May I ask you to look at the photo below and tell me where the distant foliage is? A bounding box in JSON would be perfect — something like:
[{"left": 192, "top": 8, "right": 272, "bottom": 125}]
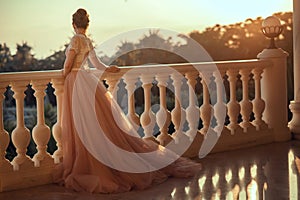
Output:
[
  {"left": 189, "top": 12, "right": 292, "bottom": 61},
  {"left": 103, "top": 12, "right": 292, "bottom": 66},
  {"left": 0, "top": 12, "right": 292, "bottom": 71},
  {"left": 0, "top": 43, "right": 67, "bottom": 72}
]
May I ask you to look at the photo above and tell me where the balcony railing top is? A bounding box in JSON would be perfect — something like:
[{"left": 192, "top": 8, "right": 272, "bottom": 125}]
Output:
[{"left": 0, "top": 59, "right": 272, "bottom": 83}]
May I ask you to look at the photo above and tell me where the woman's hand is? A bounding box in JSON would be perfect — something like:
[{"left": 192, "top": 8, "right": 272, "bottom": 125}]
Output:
[{"left": 106, "top": 65, "right": 120, "bottom": 73}]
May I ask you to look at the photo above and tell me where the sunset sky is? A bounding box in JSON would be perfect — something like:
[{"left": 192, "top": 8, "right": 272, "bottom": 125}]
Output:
[{"left": 0, "top": 0, "right": 293, "bottom": 58}]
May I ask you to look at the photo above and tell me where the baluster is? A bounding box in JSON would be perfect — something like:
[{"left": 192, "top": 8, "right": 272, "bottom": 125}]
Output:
[
  {"left": 185, "top": 72, "right": 200, "bottom": 141},
  {"left": 31, "top": 80, "right": 51, "bottom": 167},
  {"left": 156, "top": 73, "right": 173, "bottom": 146},
  {"left": 52, "top": 78, "right": 64, "bottom": 163},
  {"left": 105, "top": 78, "right": 118, "bottom": 97},
  {"left": 0, "top": 83, "right": 11, "bottom": 168},
  {"left": 170, "top": 73, "right": 187, "bottom": 143},
  {"left": 200, "top": 72, "right": 213, "bottom": 134},
  {"left": 227, "top": 69, "right": 241, "bottom": 134},
  {"left": 239, "top": 69, "right": 255, "bottom": 132},
  {"left": 213, "top": 70, "right": 227, "bottom": 134},
  {"left": 140, "top": 74, "right": 157, "bottom": 142},
  {"left": 252, "top": 68, "right": 267, "bottom": 130},
  {"left": 10, "top": 82, "right": 32, "bottom": 170},
  {"left": 123, "top": 74, "right": 140, "bottom": 130}
]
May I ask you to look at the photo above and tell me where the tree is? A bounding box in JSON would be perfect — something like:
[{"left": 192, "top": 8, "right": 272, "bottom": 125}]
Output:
[
  {"left": 0, "top": 43, "right": 13, "bottom": 69},
  {"left": 13, "top": 42, "right": 38, "bottom": 71},
  {"left": 37, "top": 45, "right": 67, "bottom": 70}
]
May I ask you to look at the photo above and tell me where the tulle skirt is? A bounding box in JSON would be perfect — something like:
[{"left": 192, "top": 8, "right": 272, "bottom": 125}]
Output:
[{"left": 53, "top": 69, "right": 201, "bottom": 193}]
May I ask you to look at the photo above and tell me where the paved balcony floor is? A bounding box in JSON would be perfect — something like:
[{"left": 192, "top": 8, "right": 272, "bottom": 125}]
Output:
[{"left": 1, "top": 140, "right": 300, "bottom": 200}]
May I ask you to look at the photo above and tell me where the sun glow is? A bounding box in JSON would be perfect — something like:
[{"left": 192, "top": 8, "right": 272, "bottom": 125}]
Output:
[{"left": 0, "top": 0, "right": 292, "bottom": 58}]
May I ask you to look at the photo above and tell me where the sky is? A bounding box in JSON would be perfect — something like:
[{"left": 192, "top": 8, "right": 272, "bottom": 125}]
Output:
[{"left": 0, "top": 0, "right": 293, "bottom": 58}]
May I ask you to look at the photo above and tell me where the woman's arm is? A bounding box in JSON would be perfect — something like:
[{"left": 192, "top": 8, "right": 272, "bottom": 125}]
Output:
[
  {"left": 63, "top": 49, "right": 76, "bottom": 77},
  {"left": 88, "top": 49, "right": 107, "bottom": 70},
  {"left": 89, "top": 49, "right": 120, "bottom": 73}
]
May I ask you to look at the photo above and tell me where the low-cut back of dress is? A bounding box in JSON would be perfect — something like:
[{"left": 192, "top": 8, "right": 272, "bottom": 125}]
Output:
[{"left": 53, "top": 34, "right": 201, "bottom": 193}]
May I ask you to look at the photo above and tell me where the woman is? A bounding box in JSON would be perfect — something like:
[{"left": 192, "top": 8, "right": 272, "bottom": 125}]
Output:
[{"left": 54, "top": 8, "right": 201, "bottom": 193}]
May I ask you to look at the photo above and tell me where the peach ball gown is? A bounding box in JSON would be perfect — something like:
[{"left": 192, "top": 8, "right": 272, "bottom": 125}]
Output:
[{"left": 53, "top": 33, "right": 202, "bottom": 193}]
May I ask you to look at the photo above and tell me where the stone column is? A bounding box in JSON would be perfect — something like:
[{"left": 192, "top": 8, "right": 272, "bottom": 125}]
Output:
[
  {"left": 52, "top": 78, "right": 64, "bottom": 163},
  {"left": 227, "top": 69, "right": 241, "bottom": 134},
  {"left": 289, "top": 0, "right": 300, "bottom": 139},
  {"left": 258, "top": 48, "right": 291, "bottom": 141},
  {"left": 185, "top": 72, "right": 199, "bottom": 141},
  {"left": 123, "top": 74, "right": 140, "bottom": 130},
  {"left": 140, "top": 74, "right": 157, "bottom": 142},
  {"left": 240, "top": 68, "right": 255, "bottom": 132},
  {"left": 156, "top": 73, "right": 172, "bottom": 145},
  {"left": 10, "top": 82, "right": 32, "bottom": 170},
  {"left": 0, "top": 83, "right": 10, "bottom": 167},
  {"left": 32, "top": 80, "right": 51, "bottom": 167}
]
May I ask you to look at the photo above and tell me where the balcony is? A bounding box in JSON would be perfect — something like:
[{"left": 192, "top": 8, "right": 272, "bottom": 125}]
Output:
[
  {"left": 2, "top": 4, "right": 300, "bottom": 196},
  {"left": 0, "top": 42, "right": 295, "bottom": 193}
]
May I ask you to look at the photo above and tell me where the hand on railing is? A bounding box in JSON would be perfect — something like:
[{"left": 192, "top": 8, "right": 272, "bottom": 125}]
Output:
[{"left": 106, "top": 65, "right": 120, "bottom": 73}]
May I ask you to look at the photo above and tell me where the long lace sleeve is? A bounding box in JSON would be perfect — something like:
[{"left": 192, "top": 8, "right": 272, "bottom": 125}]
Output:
[{"left": 88, "top": 49, "right": 107, "bottom": 71}]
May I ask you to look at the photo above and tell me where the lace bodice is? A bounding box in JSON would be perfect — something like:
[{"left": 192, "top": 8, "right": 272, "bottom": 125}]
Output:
[{"left": 66, "top": 34, "right": 93, "bottom": 70}]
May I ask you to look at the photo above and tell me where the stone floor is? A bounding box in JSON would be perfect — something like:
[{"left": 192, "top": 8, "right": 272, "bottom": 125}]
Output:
[{"left": 1, "top": 140, "right": 300, "bottom": 200}]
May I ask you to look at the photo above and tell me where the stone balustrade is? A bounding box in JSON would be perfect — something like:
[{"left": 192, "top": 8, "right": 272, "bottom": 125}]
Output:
[{"left": 0, "top": 48, "right": 291, "bottom": 191}]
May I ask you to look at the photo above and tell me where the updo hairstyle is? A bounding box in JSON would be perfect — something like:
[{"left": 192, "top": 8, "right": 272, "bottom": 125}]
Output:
[{"left": 72, "top": 8, "right": 89, "bottom": 29}]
